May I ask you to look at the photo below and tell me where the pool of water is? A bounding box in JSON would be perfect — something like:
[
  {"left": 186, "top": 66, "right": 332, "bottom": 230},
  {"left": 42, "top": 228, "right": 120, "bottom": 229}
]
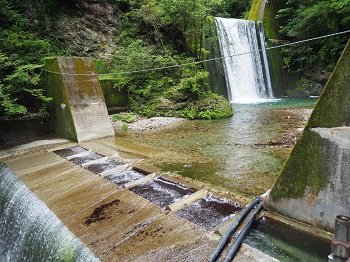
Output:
[
  {"left": 115, "top": 98, "right": 317, "bottom": 197},
  {"left": 244, "top": 218, "right": 330, "bottom": 261}
]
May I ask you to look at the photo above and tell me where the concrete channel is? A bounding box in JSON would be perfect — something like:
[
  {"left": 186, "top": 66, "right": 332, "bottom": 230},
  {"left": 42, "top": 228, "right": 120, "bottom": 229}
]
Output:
[{"left": 0, "top": 139, "right": 279, "bottom": 261}]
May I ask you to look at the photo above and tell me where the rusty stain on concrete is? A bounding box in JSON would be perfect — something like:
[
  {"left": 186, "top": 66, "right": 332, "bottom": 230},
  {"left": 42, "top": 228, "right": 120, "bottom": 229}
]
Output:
[{"left": 2, "top": 142, "right": 278, "bottom": 261}]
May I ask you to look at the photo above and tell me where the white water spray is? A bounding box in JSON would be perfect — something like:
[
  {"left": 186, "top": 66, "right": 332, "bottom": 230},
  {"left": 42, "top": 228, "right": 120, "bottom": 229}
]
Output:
[
  {"left": 0, "top": 164, "right": 99, "bottom": 262},
  {"left": 215, "top": 17, "right": 273, "bottom": 103}
]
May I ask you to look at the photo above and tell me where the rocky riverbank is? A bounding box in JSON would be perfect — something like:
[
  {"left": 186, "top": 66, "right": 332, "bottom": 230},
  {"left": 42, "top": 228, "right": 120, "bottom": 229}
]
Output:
[{"left": 111, "top": 114, "right": 187, "bottom": 132}]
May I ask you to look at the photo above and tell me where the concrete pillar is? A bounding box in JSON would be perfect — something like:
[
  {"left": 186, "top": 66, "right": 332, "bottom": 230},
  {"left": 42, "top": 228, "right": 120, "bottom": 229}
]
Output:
[
  {"left": 265, "top": 40, "right": 350, "bottom": 231},
  {"left": 46, "top": 57, "right": 114, "bottom": 143}
]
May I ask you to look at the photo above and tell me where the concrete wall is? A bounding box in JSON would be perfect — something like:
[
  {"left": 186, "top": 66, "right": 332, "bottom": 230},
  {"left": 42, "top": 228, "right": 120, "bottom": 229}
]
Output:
[
  {"left": 99, "top": 79, "right": 128, "bottom": 109},
  {"left": 46, "top": 57, "right": 114, "bottom": 143},
  {"left": 247, "top": 0, "right": 302, "bottom": 96},
  {"left": 265, "top": 40, "right": 350, "bottom": 231},
  {"left": 0, "top": 117, "right": 50, "bottom": 147}
]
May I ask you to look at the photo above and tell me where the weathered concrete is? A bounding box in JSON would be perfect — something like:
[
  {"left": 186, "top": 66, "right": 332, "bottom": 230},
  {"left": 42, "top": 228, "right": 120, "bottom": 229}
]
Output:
[
  {"left": 99, "top": 79, "right": 128, "bottom": 109},
  {"left": 167, "top": 189, "right": 208, "bottom": 212},
  {"left": 266, "top": 40, "right": 350, "bottom": 231},
  {"left": 1, "top": 141, "right": 278, "bottom": 261},
  {"left": 46, "top": 57, "right": 114, "bottom": 142},
  {"left": 266, "top": 128, "right": 350, "bottom": 231},
  {"left": 0, "top": 117, "right": 50, "bottom": 147}
]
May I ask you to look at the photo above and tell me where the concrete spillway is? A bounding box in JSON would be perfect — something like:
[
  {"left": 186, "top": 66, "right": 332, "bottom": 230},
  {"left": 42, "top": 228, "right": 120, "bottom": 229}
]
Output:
[{"left": 0, "top": 141, "right": 277, "bottom": 261}]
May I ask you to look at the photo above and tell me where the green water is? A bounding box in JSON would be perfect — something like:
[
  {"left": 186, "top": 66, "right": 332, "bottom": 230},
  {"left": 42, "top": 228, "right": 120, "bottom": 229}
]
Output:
[
  {"left": 245, "top": 218, "right": 330, "bottom": 262},
  {"left": 116, "top": 98, "right": 317, "bottom": 197}
]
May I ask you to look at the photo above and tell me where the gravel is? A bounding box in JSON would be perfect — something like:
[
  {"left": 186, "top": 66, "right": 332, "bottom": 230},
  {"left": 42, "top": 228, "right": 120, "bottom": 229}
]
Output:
[{"left": 112, "top": 117, "right": 186, "bottom": 132}]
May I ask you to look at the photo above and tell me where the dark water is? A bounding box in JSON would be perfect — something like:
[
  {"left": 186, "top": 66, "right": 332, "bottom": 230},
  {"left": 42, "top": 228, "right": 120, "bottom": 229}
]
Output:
[
  {"left": 244, "top": 218, "right": 330, "bottom": 262},
  {"left": 116, "top": 98, "right": 317, "bottom": 197},
  {"left": 54, "top": 146, "right": 88, "bottom": 158},
  {"left": 86, "top": 159, "right": 124, "bottom": 174},
  {"left": 175, "top": 194, "right": 242, "bottom": 230}
]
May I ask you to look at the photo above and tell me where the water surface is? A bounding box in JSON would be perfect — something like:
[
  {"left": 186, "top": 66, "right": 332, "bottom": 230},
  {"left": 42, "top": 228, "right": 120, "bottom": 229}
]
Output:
[
  {"left": 245, "top": 218, "right": 330, "bottom": 261},
  {"left": 116, "top": 98, "right": 316, "bottom": 197}
]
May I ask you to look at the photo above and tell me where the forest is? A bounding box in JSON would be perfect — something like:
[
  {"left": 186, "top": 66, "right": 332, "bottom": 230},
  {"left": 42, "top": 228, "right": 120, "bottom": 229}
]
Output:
[{"left": 0, "top": 0, "right": 349, "bottom": 118}]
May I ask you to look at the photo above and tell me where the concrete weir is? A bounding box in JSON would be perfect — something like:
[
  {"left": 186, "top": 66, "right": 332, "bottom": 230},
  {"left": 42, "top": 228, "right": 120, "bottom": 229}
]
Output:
[
  {"left": 45, "top": 57, "right": 114, "bottom": 142},
  {"left": 0, "top": 141, "right": 277, "bottom": 261},
  {"left": 266, "top": 40, "right": 350, "bottom": 231}
]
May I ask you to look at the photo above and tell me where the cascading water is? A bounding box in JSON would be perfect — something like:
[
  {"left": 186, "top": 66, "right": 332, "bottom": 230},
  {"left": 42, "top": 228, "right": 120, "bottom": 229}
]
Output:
[
  {"left": 215, "top": 17, "right": 274, "bottom": 103},
  {"left": 0, "top": 163, "right": 99, "bottom": 262}
]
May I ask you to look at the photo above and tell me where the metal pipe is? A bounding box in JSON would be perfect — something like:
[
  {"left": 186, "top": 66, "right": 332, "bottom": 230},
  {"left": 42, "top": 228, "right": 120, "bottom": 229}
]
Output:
[
  {"left": 223, "top": 201, "right": 264, "bottom": 262},
  {"left": 332, "top": 215, "right": 350, "bottom": 262},
  {"left": 209, "top": 196, "right": 262, "bottom": 262}
]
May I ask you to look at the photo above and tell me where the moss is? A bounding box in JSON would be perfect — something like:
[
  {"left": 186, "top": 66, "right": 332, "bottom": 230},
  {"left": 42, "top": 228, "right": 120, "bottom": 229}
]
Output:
[
  {"left": 98, "top": 74, "right": 115, "bottom": 81},
  {"left": 45, "top": 57, "right": 77, "bottom": 141},
  {"left": 69, "top": 57, "right": 103, "bottom": 99},
  {"left": 270, "top": 130, "right": 326, "bottom": 200},
  {"left": 99, "top": 79, "right": 128, "bottom": 108},
  {"left": 267, "top": 43, "right": 285, "bottom": 95},
  {"left": 248, "top": 0, "right": 263, "bottom": 20},
  {"left": 262, "top": 2, "right": 280, "bottom": 39},
  {"left": 307, "top": 40, "right": 350, "bottom": 128},
  {"left": 270, "top": 40, "right": 350, "bottom": 201},
  {"left": 259, "top": 0, "right": 287, "bottom": 95},
  {"left": 202, "top": 16, "right": 228, "bottom": 99}
]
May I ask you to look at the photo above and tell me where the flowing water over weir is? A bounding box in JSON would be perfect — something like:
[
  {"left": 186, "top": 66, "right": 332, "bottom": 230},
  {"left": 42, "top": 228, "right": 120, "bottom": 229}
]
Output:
[
  {"left": 0, "top": 163, "right": 99, "bottom": 262},
  {"left": 129, "top": 177, "right": 197, "bottom": 208},
  {"left": 2, "top": 143, "right": 280, "bottom": 261},
  {"left": 53, "top": 146, "right": 242, "bottom": 227},
  {"left": 176, "top": 195, "right": 242, "bottom": 230},
  {"left": 215, "top": 17, "right": 273, "bottom": 103}
]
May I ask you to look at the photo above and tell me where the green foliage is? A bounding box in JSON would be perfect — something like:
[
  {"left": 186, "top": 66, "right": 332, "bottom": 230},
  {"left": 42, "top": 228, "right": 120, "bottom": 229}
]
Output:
[
  {"left": 179, "top": 93, "right": 233, "bottom": 119},
  {"left": 177, "top": 71, "right": 209, "bottom": 97},
  {"left": 107, "top": 0, "right": 242, "bottom": 120},
  {"left": 111, "top": 112, "right": 137, "bottom": 123},
  {"left": 277, "top": 0, "right": 350, "bottom": 72},
  {"left": 0, "top": 0, "right": 56, "bottom": 117},
  {"left": 107, "top": 38, "right": 214, "bottom": 118},
  {"left": 0, "top": 0, "right": 247, "bottom": 119},
  {"left": 121, "top": 123, "right": 129, "bottom": 131}
]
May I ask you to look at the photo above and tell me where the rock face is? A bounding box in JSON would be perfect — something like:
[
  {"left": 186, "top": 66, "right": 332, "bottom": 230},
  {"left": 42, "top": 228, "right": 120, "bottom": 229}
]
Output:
[
  {"left": 265, "top": 40, "right": 350, "bottom": 231},
  {"left": 202, "top": 17, "right": 228, "bottom": 99},
  {"left": 56, "top": 1, "right": 119, "bottom": 58},
  {"left": 46, "top": 57, "right": 114, "bottom": 142},
  {"left": 23, "top": 0, "right": 119, "bottom": 58}
]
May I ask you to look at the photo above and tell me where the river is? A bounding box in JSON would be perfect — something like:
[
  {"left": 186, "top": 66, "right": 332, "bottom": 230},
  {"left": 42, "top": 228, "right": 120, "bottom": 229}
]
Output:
[{"left": 115, "top": 98, "right": 317, "bottom": 198}]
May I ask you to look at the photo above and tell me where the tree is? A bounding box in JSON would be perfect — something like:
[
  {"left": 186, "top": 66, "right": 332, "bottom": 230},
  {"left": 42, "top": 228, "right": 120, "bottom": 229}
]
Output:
[
  {"left": 277, "top": 0, "right": 350, "bottom": 72},
  {"left": 0, "top": 0, "right": 55, "bottom": 117}
]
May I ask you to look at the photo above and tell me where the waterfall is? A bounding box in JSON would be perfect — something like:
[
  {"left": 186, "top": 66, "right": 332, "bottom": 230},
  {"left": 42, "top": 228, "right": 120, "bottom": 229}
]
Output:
[
  {"left": 215, "top": 17, "right": 273, "bottom": 103},
  {"left": 0, "top": 163, "right": 99, "bottom": 262}
]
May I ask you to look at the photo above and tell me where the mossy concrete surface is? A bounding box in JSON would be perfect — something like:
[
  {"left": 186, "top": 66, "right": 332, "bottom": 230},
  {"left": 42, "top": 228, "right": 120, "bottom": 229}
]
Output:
[
  {"left": 266, "top": 40, "right": 350, "bottom": 231},
  {"left": 247, "top": 0, "right": 265, "bottom": 21},
  {"left": 248, "top": 0, "right": 289, "bottom": 95},
  {"left": 46, "top": 57, "right": 114, "bottom": 142},
  {"left": 99, "top": 79, "right": 128, "bottom": 108},
  {"left": 202, "top": 16, "right": 228, "bottom": 99}
]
